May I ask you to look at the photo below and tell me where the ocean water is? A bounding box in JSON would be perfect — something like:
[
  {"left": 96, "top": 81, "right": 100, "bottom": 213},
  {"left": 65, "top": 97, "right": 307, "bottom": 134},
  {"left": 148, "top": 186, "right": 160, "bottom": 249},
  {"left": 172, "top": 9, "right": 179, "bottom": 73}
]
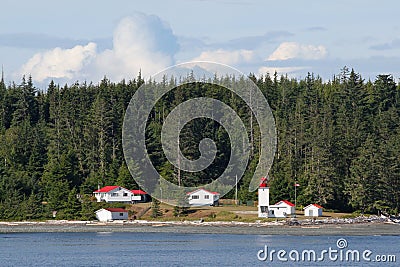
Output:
[{"left": 0, "top": 232, "right": 399, "bottom": 266}]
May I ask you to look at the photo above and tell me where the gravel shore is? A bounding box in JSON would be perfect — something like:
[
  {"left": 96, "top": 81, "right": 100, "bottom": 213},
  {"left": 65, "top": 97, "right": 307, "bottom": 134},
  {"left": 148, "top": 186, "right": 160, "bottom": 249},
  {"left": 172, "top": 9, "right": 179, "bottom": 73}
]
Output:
[{"left": 1, "top": 220, "right": 399, "bottom": 235}]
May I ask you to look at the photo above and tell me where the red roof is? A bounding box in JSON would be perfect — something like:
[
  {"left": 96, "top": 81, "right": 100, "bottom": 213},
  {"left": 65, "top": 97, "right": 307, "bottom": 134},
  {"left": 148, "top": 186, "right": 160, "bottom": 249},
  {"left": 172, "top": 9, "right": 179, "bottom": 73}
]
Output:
[
  {"left": 94, "top": 186, "right": 119, "bottom": 193},
  {"left": 105, "top": 208, "right": 127, "bottom": 213},
  {"left": 131, "top": 189, "right": 147, "bottom": 195},
  {"left": 186, "top": 188, "right": 220, "bottom": 195},
  {"left": 275, "top": 200, "right": 295, "bottom": 207},
  {"left": 305, "top": 204, "right": 323, "bottom": 209}
]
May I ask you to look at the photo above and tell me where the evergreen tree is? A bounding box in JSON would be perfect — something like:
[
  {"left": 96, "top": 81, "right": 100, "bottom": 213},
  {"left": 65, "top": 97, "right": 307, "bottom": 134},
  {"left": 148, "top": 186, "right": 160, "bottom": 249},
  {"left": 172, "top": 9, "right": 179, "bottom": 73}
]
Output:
[{"left": 151, "top": 198, "right": 162, "bottom": 218}]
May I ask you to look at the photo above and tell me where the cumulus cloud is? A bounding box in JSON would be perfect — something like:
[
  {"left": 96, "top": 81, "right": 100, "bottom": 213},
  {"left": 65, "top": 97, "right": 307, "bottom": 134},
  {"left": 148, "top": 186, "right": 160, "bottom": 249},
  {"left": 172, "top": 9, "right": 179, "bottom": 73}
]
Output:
[
  {"left": 18, "top": 13, "right": 179, "bottom": 83},
  {"left": 267, "top": 42, "right": 327, "bottom": 61},
  {"left": 258, "top": 66, "right": 308, "bottom": 76},
  {"left": 19, "top": 43, "right": 96, "bottom": 82},
  {"left": 94, "top": 15, "right": 178, "bottom": 80},
  {"left": 191, "top": 49, "right": 254, "bottom": 66}
]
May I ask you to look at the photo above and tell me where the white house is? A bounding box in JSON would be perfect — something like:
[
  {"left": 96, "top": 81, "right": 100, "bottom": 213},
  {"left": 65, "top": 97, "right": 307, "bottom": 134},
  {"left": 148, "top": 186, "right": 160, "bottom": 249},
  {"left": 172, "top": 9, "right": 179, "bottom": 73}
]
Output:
[
  {"left": 187, "top": 188, "right": 220, "bottom": 206},
  {"left": 93, "top": 186, "right": 142, "bottom": 203},
  {"left": 95, "top": 208, "right": 129, "bottom": 222},
  {"left": 304, "top": 204, "right": 323, "bottom": 217},
  {"left": 268, "top": 200, "right": 296, "bottom": 218},
  {"left": 258, "top": 177, "right": 270, "bottom": 218}
]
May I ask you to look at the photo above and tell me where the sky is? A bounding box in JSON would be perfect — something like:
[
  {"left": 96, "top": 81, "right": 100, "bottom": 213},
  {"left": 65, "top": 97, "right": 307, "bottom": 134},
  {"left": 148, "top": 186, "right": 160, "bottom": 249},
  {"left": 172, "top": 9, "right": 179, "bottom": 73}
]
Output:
[{"left": 1, "top": 0, "right": 400, "bottom": 88}]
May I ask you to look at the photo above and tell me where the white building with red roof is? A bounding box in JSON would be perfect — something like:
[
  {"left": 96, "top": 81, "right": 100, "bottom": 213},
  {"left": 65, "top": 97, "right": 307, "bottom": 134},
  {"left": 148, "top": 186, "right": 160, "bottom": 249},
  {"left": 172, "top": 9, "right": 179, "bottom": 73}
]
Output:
[
  {"left": 93, "top": 186, "right": 149, "bottom": 203},
  {"left": 187, "top": 188, "right": 220, "bottom": 206},
  {"left": 268, "top": 200, "right": 296, "bottom": 218},
  {"left": 95, "top": 208, "right": 128, "bottom": 222},
  {"left": 304, "top": 204, "right": 323, "bottom": 217}
]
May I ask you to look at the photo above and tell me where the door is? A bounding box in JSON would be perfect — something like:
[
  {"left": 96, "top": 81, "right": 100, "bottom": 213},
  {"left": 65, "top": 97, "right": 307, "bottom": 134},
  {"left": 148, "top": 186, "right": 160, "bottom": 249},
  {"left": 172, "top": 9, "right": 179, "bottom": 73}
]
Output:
[{"left": 309, "top": 209, "right": 313, "bottom": 216}]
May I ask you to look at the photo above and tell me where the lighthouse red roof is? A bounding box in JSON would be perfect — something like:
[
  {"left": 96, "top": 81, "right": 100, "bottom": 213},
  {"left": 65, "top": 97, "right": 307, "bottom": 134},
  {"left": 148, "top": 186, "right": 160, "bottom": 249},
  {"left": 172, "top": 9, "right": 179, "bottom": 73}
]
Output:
[{"left": 259, "top": 177, "right": 269, "bottom": 188}]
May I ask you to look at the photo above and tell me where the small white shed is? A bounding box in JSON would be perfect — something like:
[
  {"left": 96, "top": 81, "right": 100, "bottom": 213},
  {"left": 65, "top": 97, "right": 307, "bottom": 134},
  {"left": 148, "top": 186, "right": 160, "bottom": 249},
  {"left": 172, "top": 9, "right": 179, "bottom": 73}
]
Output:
[
  {"left": 95, "top": 208, "right": 128, "bottom": 222},
  {"left": 304, "top": 204, "right": 323, "bottom": 217},
  {"left": 187, "top": 188, "right": 220, "bottom": 206}
]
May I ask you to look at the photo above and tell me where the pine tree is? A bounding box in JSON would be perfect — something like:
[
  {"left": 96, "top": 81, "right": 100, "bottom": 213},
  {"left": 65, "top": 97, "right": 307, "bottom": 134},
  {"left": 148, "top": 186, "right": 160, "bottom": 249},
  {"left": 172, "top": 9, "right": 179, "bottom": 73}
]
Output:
[
  {"left": 151, "top": 198, "right": 162, "bottom": 218},
  {"left": 63, "top": 188, "right": 81, "bottom": 219}
]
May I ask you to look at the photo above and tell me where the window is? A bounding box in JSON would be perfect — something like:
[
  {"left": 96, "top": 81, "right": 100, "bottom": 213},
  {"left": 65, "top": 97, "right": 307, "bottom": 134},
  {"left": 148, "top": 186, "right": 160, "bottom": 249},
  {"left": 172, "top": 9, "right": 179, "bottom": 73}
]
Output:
[
  {"left": 192, "top": 195, "right": 199, "bottom": 199},
  {"left": 270, "top": 210, "right": 274, "bottom": 215},
  {"left": 260, "top": 206, "right": 268, "bottom": 212},
  {"left": 119, "top": 213, "right": 124, "bottom": 216},
  {"left": 111, "top": 193, "right": 118, "bottom": 197},
  {"left": 123, "top": 193, "right": 128, "bottom": 197},
  {"left": 204, "top": 195, "right": 210, "bottom": 199}
]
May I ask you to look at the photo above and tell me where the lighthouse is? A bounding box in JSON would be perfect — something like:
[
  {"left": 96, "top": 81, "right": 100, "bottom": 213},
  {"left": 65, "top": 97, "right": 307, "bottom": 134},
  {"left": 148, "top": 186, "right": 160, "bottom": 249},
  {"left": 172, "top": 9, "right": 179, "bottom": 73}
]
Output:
[{"left": 258, "top": 177, "right": 270, "bottom": 217}]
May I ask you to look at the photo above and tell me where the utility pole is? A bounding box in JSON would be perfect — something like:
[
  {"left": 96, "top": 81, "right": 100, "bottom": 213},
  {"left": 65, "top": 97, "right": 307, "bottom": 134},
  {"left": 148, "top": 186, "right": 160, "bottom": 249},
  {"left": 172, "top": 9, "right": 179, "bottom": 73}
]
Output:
[
  {"left": 294, "top": 182, "right": 297, "bottom": 212},
  {"left": 159, "top": 177, "right": 163, "bottom": 202},
  {"left": 177, "top": 137, "right": 181, "bottom": 187},
  {"left": 294, "top": 181, "right": 300, "bottom": 217},
  {"left": 235, "top": 175, "right": 238, "bottom": 205}
]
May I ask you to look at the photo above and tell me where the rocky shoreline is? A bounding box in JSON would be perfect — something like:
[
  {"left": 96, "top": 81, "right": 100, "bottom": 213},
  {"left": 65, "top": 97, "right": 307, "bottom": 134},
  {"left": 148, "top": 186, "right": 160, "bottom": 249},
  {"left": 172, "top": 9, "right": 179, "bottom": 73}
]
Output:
[{"left": 0, "top": 215, "right": 399, "bottom": 235}]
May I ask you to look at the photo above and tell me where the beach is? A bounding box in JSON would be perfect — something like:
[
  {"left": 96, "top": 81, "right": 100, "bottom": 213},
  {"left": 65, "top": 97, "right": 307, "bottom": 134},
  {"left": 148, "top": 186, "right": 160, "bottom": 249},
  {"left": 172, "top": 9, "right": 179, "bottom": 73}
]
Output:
[{"left": 1, "top": 219, "right": 399, "bottom": 236}]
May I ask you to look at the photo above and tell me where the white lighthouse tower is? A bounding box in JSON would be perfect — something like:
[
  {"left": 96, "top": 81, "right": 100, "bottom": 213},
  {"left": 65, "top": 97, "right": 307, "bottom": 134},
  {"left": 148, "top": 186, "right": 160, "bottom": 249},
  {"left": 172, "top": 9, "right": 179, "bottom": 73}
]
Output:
[{"left": 258, "top": 177, "right": 270, "bottom": 217}]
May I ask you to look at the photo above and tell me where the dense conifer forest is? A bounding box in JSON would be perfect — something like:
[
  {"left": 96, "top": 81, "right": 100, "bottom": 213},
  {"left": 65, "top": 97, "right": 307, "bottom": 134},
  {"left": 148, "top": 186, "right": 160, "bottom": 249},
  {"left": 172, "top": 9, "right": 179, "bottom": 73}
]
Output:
[{"left": 0, "top": 67, "right": 399, "bottom": 220}]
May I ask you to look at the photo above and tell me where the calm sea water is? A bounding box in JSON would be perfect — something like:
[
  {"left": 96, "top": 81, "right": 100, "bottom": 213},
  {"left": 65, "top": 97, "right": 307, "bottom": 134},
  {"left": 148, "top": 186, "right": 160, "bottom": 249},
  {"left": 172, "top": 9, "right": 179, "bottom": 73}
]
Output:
[{"left": 0, "top": 232, "right": 399, "bottom": 266}]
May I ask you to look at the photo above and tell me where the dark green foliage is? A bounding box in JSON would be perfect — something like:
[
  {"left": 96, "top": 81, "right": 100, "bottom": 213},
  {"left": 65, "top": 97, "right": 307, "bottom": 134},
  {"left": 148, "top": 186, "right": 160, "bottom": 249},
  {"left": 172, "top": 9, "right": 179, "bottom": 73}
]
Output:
[
  {"left": 151, "top": 198, "right": 162, "bottom": 218},
  {"left": 173, "top": 189, "right": 190, "bottom": 217},
  {"left": 0, "top": 68, "right": 399, "bottom": 221}
]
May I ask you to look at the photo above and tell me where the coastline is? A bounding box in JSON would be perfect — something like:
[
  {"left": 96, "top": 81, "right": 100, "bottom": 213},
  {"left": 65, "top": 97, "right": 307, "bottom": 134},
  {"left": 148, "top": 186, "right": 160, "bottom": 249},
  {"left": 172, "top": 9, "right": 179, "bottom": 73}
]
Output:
[{"left": 1, "top": 220, "right": 399, "bottom": 236}]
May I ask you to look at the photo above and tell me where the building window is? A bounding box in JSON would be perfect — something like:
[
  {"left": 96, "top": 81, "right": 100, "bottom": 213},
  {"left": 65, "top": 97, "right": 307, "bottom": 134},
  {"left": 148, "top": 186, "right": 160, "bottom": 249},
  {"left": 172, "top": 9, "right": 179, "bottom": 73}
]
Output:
[
  {"left": 260, "top": 206, "right": 268, "bottom": 212},
  {"left": 204, "top": 195, "right": 210, "bottom": 199},
  {"left": 111, "top": 193, "right": 118, "bottom": 197},
  {"left": 192, "top": 195, "right": 199, "bottom": 199},
  {"left": 123, "top": 193, "right": 128, "bottom": 197},
  {"left": 119, "top": 213, "right": 124, "bottom": 216},
  {"left": 270, "top": 210, "right": 274, "bottom": 215}
]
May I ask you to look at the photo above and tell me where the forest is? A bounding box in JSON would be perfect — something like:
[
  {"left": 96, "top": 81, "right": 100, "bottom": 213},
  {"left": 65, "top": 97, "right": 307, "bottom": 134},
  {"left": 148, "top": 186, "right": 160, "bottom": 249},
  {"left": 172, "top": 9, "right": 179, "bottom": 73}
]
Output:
[{"left": 0, "top": 66, "right": 399, "bottom": 220}]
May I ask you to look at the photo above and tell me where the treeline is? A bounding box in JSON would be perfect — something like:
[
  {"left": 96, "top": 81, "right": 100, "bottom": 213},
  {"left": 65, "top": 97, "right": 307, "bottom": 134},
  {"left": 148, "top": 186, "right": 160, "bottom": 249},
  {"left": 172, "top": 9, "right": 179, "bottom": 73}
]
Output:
[{"left": 0, "top": 67, "right": 399, "bottom": 220}]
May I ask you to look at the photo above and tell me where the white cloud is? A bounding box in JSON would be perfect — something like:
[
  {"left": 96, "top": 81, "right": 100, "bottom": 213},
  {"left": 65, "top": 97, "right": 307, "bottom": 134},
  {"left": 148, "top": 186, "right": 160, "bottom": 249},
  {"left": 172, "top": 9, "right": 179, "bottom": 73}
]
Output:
[
  {"left": 258, "top": 66, "right": 308, "bottom": 76},
  {"left": 19, "top": 43, "right": 96, "bottom": 82},
  {"left": 190, "top": 49, "right": 254, "bottom": 67},
  {"left": 267, "top": 42, "right": 327, "bottom": 61},
  {"left": 93, "top": 15, "right": 178, "bottom": 81},
  {"left": 18, "top": 13, "right": 179, "bottom": 83}
]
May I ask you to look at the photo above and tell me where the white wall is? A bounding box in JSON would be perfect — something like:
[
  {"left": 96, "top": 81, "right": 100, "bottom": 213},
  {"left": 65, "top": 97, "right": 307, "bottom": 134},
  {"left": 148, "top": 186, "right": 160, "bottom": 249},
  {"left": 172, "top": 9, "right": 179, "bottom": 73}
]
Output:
[
  {"left": 258, "top": 187, "right": 270, "bottom": 218},
  {"left": 268, "top": 206, "right": 290, "bottom": 218},
  {"left": 95, "top": 209, "right": 128, "bottom": 222},
  {"left": 268, "top": 203, "right": 295, "bottom": 218},
  {"left": 95, "top": 209, "right": 112, "bottom": 222},
  {"left": 94, "top": 187, "right": 139, "bottom": 203},
  {"left": 188, "top": 189, "right": 219, "bottom": 206},
  {"left": 304, "top": 207, "right": 322, "bottom": 217}
]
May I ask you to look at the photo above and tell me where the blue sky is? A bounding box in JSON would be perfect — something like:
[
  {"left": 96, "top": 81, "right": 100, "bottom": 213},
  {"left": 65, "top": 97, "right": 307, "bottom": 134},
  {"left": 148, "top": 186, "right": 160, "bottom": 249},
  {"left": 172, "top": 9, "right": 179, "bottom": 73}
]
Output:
[{"left": 1, "top": 0, "right": 400, "bottom": 87}]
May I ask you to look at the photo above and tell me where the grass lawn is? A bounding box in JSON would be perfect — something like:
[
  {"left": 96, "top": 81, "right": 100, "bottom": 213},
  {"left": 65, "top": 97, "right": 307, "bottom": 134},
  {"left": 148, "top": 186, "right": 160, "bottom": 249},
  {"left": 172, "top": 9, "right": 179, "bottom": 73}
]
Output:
[{"left": 127, "top": 201, "right": 354, "bottom": 222}]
